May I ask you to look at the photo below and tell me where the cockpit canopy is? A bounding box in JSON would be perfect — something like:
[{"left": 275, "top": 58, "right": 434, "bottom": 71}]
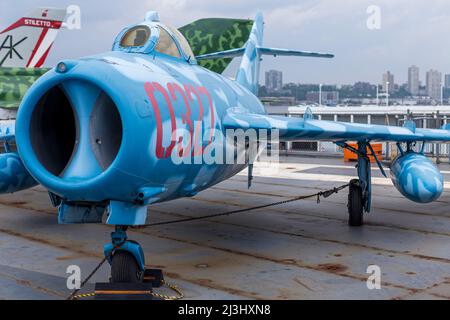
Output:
[{"left": 112, "top": 11, "right": 196, "bottom": 63}]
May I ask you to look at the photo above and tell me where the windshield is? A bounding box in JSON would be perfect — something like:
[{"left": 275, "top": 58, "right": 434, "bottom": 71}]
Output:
[{"left": 120, "top": 26, "right": 151, "bottom": 47}]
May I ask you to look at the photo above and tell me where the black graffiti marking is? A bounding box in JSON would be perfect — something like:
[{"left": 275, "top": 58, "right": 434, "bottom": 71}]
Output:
[{"left": 0, "top": 35, "right": 28, "bottom": 66}]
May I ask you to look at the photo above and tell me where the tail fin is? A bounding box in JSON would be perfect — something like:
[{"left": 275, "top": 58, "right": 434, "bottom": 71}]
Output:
[
  {"left": 235, "top": 12, "right": 264, "bottom": 95},
  {"left": 179, "top": 18, "right": 254, "bottom": 74},
  {"left": 0, "top": 7, "right": 67, "bottom": 68},
  {"left": 195, "top": 13, "right": 334, "bottom": 95}
]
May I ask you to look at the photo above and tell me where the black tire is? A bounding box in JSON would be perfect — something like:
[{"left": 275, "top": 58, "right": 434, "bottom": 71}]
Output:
[
  {"left": 111, "top": 250, "right": 142, "bottom": 283},
  {"left": 348, "top": 179, "right": 364, "bottom": 227}
]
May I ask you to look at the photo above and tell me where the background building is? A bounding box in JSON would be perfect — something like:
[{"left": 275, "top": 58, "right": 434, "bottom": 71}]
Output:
[
  {"left": 265, "top": 70, "right": 283, "bottom": 92},
  {"left": 445, "top": 74, "right": 450, "bottom": 89},
  {"left": 408, "top": 65, "right": 420, "bottom": 95},
  {"left": 426, "top": 69, "right": 442, "bottom": 100},
  {"left": 306, "top": 91, "right": 339, "bottom": 105},
  {"left": 382, "top": 71, "right": 395, "bottom": 93}
]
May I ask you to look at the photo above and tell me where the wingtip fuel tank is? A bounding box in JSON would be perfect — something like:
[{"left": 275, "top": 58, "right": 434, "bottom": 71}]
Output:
[{"left": 390, "top": 152, "right": 443, "bottom": 203}]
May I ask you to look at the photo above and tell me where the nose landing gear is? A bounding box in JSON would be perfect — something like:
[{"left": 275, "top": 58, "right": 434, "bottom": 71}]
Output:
[{"left": 104, "top": 226, "right": 146, "bottom": 283}]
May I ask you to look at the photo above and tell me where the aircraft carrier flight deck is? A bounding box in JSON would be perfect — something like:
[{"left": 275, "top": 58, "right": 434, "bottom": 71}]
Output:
[{"left": 0, "top": 156, "right": 449, "bottom": 300}]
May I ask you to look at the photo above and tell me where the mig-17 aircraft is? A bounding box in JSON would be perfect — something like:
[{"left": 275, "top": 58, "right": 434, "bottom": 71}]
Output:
[{"left": 0, "top": 11, "right": 446, "bottom": 283}]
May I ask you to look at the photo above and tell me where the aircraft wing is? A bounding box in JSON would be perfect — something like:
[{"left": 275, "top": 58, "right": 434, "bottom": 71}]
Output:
[{"left": 222, "top": 111, "right": 450, "bottom": 142}]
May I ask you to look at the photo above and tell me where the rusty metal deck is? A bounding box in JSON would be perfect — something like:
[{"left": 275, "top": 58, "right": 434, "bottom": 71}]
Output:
[{"left": 0, "top": 156, "right": 449, "bottom": 300}]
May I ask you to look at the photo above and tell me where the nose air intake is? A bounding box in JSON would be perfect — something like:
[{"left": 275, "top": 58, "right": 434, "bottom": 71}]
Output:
[
  {"left": 90, "top": 91, "right": 123, "bottom": 171},
  {"left": 30, "top": 86, "right": 76, "bottom": 177},
  {"left": 29, "top": 80, "right": 123, "bottom": 180}
]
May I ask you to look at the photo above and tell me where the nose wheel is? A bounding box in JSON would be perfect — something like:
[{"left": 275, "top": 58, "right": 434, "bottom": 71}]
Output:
[
  {"left": 104, "top": 226, "right": 146, "bottom": 283},
  {"left": 111, "top": 250, "right": 143, "bottom": 283},
  {"left": 348, "top": 179, "right": 364, "bottom": 226},
  {"left": 98, "top": 226, "right": 175, "bottom": 300}
]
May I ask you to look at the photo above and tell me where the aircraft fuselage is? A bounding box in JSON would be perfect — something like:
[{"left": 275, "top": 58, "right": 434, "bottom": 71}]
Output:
[{"left": 16, "top": 50, "right": 266, "bottom": 204}]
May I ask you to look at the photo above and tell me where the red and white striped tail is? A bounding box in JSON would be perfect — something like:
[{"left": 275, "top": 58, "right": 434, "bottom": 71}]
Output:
[{"left": 0, "top": 7, "right": 67, "bottom": 68}]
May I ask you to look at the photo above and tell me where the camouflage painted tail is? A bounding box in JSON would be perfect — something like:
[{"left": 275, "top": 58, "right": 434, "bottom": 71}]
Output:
[
  {"left": 179, "top": 18, "right": 254, "bottom": 74},
  {"left": 0, "top": 68, "right": 50, "bottom": 109}
]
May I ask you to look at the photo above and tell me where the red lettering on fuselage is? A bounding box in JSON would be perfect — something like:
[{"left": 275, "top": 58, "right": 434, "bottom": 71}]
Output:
[
  {"left": 167, "top": 83, "right": 193, "bottom": 157},
  {"left": 144, "top": 82, "right": 215, "bottom": 159},
  {"left": 184, "top": 84, "right": 204, "bottom": 156},
  {"left": 197, "top": 86, "right": 215, "bottom": 146}
]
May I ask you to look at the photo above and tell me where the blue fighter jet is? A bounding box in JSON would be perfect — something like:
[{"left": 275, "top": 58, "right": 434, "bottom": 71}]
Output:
[{"left": 0, "top": 11, "right": 447, "bottom": 282}]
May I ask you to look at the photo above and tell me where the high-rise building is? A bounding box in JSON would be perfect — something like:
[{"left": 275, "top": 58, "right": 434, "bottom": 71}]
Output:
[
  {"left": 445, "top": 74, "right": 450, "bottom": 89},
  {"left": 426, "top": 69, "right": 442, "bottom": 100},
  {"left": 265, "top": 70, "right": 283, "bottom": 92},
  {"left": 408, "top": 65, "right": 420, "bottom": 96},
  {"left": 382, "top": 71, "right": 395, "bottom": 93}
]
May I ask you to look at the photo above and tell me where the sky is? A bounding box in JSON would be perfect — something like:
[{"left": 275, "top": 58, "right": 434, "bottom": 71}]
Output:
[{"left": 2, "top": 0, "right": 450, "bottom": 86}]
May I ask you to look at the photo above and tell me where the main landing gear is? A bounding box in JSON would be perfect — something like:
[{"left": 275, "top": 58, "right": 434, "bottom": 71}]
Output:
[
  {"left": 348, "top": 179, "right": 364, "bottom": 226},
  {"left": 337, "top": 141, "right": 387, "bottom": 227}
]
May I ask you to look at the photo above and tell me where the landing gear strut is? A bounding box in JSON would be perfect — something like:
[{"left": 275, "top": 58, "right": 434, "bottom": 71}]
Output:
[
  {"left": 337, "top": 141, "right": 384, "bottom": 227},
  {"left": 104, "top": 226, "right": 146, "bottom": 283}
]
